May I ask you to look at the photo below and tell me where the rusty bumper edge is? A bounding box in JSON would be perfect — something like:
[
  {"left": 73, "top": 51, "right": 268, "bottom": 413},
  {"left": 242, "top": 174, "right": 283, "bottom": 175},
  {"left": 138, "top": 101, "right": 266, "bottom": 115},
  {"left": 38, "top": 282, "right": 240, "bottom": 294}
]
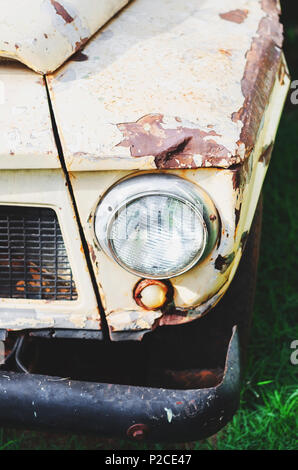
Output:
[{"left": 0, "top": 327, "right": 240, "bottom": 442}]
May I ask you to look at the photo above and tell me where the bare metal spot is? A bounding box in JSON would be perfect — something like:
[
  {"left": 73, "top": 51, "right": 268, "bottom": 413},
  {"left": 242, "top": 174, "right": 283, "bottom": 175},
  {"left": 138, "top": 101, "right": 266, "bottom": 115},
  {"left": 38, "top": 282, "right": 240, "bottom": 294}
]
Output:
[
  {"left": 220, "top": 9, "right": 249, "bottom": 24},
  {"left": 50, "top": 0, "right": 73, "bottom": 23}
]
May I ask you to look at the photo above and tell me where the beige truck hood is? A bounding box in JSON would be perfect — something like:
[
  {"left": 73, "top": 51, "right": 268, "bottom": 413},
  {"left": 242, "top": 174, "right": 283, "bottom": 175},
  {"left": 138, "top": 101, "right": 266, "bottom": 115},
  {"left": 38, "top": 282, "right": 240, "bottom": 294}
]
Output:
[
  {"left": 0, "top": 0, "right": 286, "bottom": 171},
  {"left": 46, "top": 0, "right": 285, "bottom": 171}
]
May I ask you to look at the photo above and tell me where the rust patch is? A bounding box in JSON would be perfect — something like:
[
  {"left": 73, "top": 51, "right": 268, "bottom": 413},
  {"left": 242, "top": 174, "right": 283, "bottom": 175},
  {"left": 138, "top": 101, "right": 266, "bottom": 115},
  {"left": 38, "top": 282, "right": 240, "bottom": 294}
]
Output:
[
  {"left": 161, "top": 368, "right": 223, "bottom": 389},
  {"left": 262, "top": 0, "right": 281, "bottom": 15},
  {"left": 36, "top": 77, "right": 45, "bottom": 86},
  {"left": 219, "top": 48, "right": 232, "bottom": 56},
  {"left": 259, "top": 142, "right": 274, "bottom": 165},
  {"left": 116, "top": 114, "right": 231, "bottom": 169},
  {"left": 235, "top": 205, "right": 242, "bottom": 228},
  {"left": 87, "top": 243, "right": 96, "bottom": 264},
  {"left": 219, "top": 9, "right": 249, "bottom": 24},
  {"left": 215, "top": 252, "right": 235, "bottom": 273},
  {"left": 233, "top": 1, "right": 283, "bottom": 160},
  {"left": 50, "top": 0, "right": 73, "bottom": 23},
  {"left": 75, "top": 37, "right": 89, "bottom": 52},
  {"left": 71, "top": 51, "right": 88, "bottom": 62},
  {"left": 159, "top": 311, "right": 190, "bottom": 327}
]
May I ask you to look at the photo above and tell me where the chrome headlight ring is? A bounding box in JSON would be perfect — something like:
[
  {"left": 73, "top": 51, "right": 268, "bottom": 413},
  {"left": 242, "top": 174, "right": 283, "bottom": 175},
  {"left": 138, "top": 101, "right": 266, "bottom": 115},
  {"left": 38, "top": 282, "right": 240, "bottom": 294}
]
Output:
[{"left": 94, "top": 173, "right": 220, "bottom": 279}]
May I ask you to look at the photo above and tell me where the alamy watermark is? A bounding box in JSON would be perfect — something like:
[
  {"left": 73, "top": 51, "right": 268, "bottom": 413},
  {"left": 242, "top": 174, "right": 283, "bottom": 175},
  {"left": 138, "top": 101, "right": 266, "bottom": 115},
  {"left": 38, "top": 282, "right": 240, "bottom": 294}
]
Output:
[
  {"left": 290, "top": 80, "right": 298, "bottom": 105},
  {"left": 290, "top": 340, "right": 298, "bottom": 365}
]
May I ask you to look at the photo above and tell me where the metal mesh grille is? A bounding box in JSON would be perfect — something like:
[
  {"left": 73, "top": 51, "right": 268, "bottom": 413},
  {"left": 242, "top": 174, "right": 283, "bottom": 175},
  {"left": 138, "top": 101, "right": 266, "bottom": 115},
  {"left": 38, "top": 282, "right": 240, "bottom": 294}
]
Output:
[{"left": 0, "top": 206, "right": 77, "bottom": 301}]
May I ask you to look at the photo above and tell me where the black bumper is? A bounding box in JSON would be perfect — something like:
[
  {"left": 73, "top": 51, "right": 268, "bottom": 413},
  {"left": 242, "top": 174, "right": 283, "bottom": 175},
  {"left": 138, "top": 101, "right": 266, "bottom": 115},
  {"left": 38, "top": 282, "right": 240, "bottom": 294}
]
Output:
[{"left": 0, "top": 327, "right": 240, "bottom": 442}]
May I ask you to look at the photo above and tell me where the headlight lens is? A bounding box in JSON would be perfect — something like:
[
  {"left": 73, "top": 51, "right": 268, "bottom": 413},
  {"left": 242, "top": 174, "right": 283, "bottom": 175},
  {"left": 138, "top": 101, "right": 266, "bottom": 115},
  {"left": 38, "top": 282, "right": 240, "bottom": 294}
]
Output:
[
  {"left": 109, "top": 194, "right": 206, "bottom": 278},
  {"left": 94, "top": 173, "right": 219, "bottom": 279}
]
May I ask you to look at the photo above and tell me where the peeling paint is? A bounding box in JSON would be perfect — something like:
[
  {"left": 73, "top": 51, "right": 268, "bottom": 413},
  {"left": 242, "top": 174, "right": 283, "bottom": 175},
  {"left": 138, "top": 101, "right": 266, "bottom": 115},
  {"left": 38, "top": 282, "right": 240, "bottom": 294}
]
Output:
[
  {"left": 259, "top": 142, "right": 274, "bottom": 165},
  {"left": 220, "top": 9, "right": 249, "bottom": 24},
  {"left": 117, "top": 114, "right": 230, "bottom": 169},
  {"left": 50, "top": 0, "right": 74, "bottom": 24}
]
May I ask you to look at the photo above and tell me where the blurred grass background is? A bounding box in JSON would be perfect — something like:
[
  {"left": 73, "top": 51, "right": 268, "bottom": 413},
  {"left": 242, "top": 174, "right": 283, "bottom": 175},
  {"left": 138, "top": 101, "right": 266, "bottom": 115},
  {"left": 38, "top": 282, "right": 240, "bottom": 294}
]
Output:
[{"left": 0, "top": 0, "right": 297, "bottom": 450}]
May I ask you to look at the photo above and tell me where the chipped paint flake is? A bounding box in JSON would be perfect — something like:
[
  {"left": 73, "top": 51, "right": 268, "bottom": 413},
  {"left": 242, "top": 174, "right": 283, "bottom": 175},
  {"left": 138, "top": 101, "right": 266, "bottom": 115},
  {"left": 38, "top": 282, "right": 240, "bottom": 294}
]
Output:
[{"left": 219, "top": 9, "right": 249, "bottom": 24}]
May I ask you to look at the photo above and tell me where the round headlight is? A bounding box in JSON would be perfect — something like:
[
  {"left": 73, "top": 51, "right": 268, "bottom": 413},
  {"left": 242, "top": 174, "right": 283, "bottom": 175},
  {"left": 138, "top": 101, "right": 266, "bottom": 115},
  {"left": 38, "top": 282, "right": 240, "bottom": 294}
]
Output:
[{"left": 94, "top": 173, "right": 219, "bottom": 279}]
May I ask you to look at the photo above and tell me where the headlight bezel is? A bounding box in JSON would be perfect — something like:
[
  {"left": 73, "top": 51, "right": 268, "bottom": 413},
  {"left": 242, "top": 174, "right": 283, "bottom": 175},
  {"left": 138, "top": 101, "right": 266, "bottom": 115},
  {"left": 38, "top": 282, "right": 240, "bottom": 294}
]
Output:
[{"left": 94, "top": 173, "right": 220, "bottom": 279}]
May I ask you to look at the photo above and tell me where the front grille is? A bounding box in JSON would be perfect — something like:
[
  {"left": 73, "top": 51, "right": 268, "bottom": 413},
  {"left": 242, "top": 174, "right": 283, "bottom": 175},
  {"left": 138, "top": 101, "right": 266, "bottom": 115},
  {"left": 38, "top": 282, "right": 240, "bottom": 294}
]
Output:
[{"left": 0, "top": 206, "right": 77, "bottom": 301}]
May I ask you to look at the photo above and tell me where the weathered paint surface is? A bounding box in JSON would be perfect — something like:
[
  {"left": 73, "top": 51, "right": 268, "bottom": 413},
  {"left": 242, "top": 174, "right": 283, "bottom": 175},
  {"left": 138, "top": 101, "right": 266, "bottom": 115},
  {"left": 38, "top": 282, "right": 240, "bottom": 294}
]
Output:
[
  {"left": 69, "top": 61, "right": 289, "bottom": 333},
  {"left": 47, "top": 0, "right": 283, "bottom": 172},
  {"left": 0, "top": 0, "right": 290, "bottom": 335},
  {"left": 0, "top": 62, "right": 59, "bottom": 169},
  {"left": 0, "top": 0, "right": 130, "bottom": 74}
]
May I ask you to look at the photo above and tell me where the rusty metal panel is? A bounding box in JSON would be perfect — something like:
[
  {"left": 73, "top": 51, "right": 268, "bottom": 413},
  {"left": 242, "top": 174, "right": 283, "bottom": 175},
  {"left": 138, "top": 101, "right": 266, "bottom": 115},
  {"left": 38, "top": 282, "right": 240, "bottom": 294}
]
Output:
[
  {"left": 0, "top": 61, "right": 60, "bottom": 169},
  {"left": 0, "top": 0, "right": 131, "bottom": 74},
  {"left": 68, "top": 61, "right": 289, "bottom": 335},
  {"left": 47, "top": 0, "right": 283, "bottom": 171}
]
